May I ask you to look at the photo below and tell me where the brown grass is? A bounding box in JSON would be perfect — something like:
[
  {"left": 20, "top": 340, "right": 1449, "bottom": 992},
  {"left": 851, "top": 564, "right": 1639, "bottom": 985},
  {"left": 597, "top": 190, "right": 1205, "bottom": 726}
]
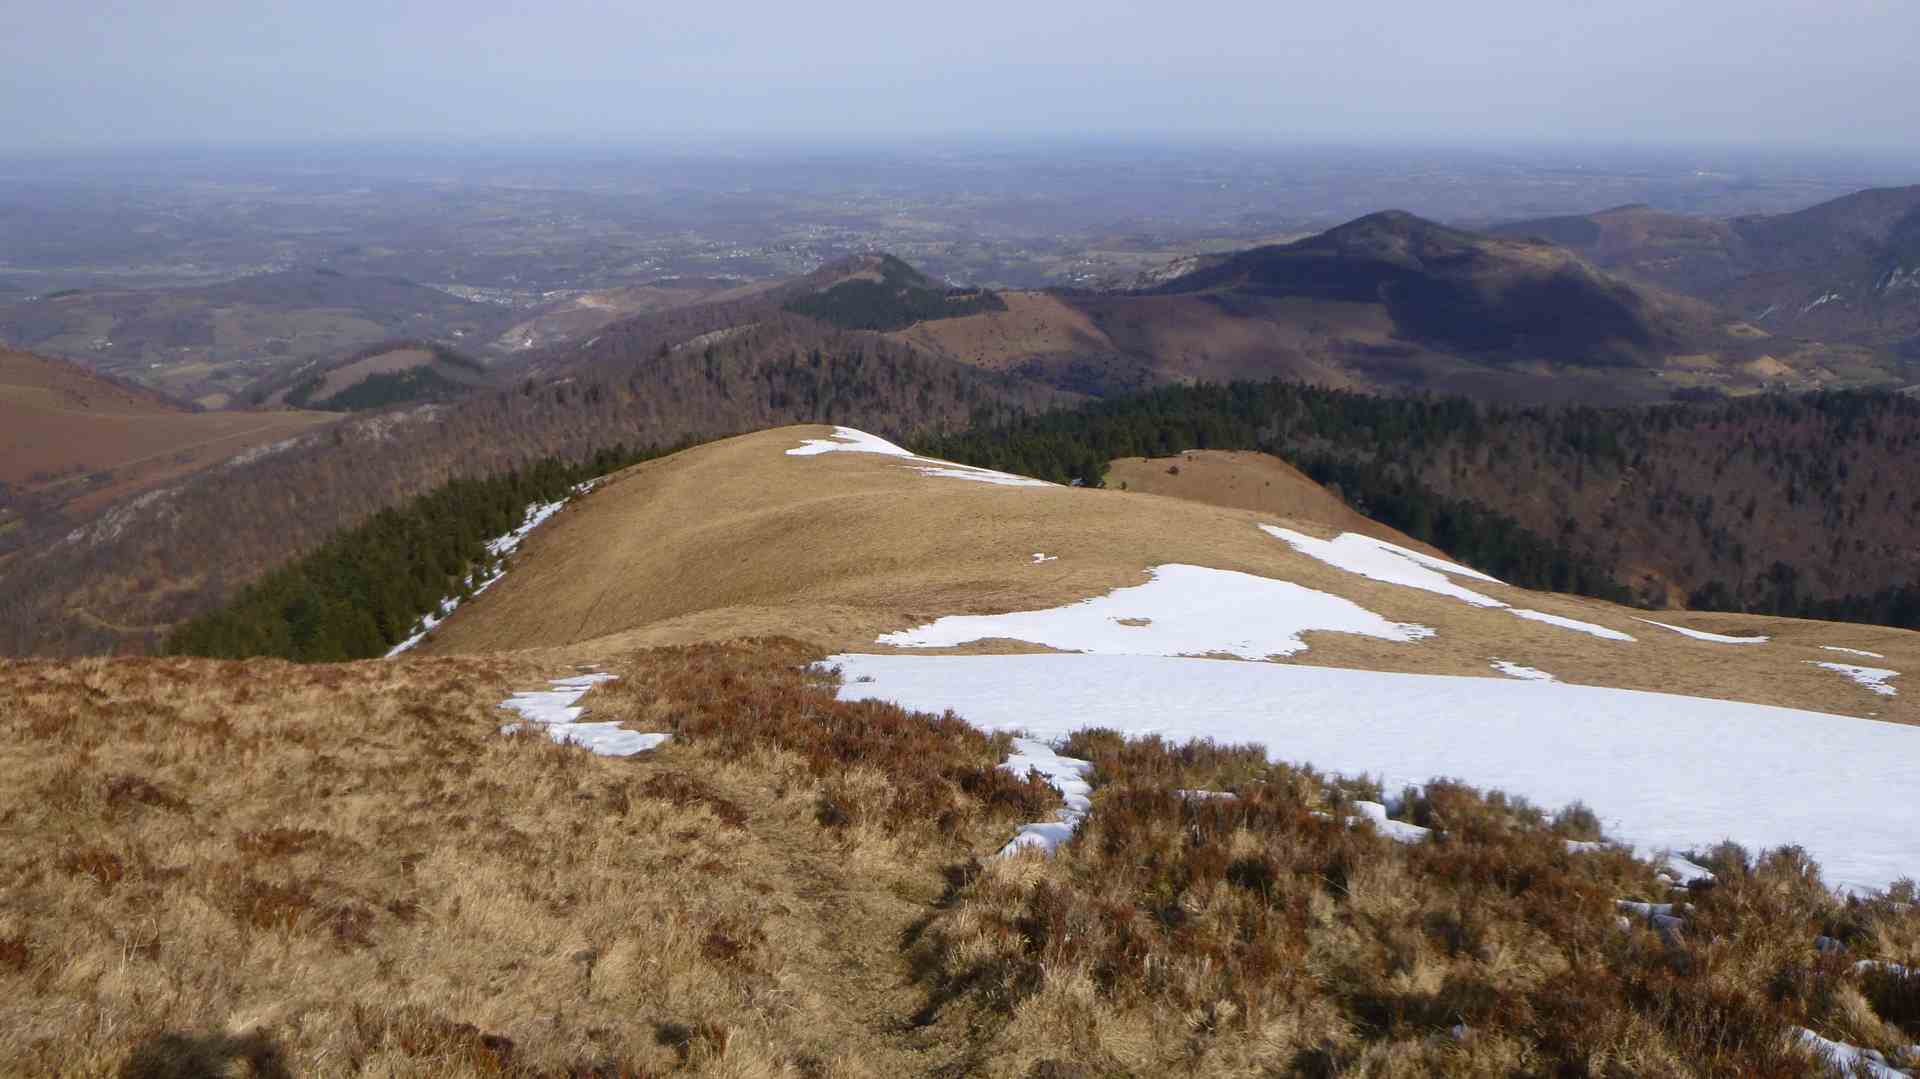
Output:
[
  {"left": 0, "top": 642, "right": 1054, "bottom": 1076},
  {"left": 420, "top": 426, "right": 1920, "bottom": 725},
  {"left": 2, "top": 642, "right": 1915, "bottom": 1075}
]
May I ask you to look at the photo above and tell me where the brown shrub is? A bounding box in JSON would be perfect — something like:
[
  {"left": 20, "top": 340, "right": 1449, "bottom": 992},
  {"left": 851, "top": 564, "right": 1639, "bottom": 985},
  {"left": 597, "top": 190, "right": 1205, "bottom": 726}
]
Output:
[
  {"left": 104, "top": 773, "right": 190, "bottom": 814},
  {"left": 118, "top": 1029, "right": 290, "bottom": 1079},
  {"left": 915, "top": 729, "right": 1920, "bottom": 1074},
  {"left": 620, "top": 639, "right": 1057, "bottom": 842},
  {"left": 0, "top": 936, "right": 29, "bottom": 974},
  {"left": 637, "top": 772, "right": 748, "bottom": 829},
  {"left": 56, "top": 846, "right": 127, "bottom": 889}
]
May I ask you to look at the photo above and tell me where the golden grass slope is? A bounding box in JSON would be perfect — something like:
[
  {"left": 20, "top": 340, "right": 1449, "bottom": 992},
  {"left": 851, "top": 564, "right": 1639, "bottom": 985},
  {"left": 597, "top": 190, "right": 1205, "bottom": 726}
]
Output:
[
  {"left": 420, "top": 426, "right": 1917, "bottom": 724},
  {"left": 0, "top": 348, "right": 337, "bottom": 518},
  {"left": 1106, "top": 449, "right": 1413, "bottom": 542}
]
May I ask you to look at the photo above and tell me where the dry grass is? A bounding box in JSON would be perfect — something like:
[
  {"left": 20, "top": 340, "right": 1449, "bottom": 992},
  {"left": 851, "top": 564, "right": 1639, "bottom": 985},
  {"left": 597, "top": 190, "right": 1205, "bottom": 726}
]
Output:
[
  {"left": 0, "top": 644, "right": 1045, "bottom": 1076},
  {"left": 420, "top": 427, "right": 1920, "bottom": 725},
  {"left": 3, "top": 641, "right": 1916, "bottom": 1076},
  {"left": 1104, "top": 449, "right": 1417, "bottom": 546}
]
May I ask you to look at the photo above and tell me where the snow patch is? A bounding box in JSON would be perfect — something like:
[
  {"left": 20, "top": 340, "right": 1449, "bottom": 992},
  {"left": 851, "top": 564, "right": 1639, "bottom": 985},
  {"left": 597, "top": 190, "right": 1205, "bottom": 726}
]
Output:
[
  {"left": 1813, "top": 661, "right": 1900, "bottom": 697},
  {"left": 1659, "top": 853, "right": 1717, "bottom": 886},
  {"left": 1636, "top": 618, "right": 1769, "bottom": 644},
  {"left": 1352, "top": 800, "right": 1432, "bottom": 843},
  {"left": 1510, "top": 609, "right": 1636, "bottom": 641},
  {"left": 1793, "top": 1027, "right": 1910, "bottom": 1078},
  {"left": 1031, "top": 552, "right": 1057, "bottom": 564},
  {"left": 1801, "top": 291, "right": 1843, "bottom": 314},
  {"left": 998, "top": 738, "right": 1093, "bottom": 855},
  {"left": 1262, "top": 526, "right": 1506, "bottom": 606},
  {"left": 876, "top": 563, "right": 1434, "bottom": 659},
  {"left": 1265, "top": 527, "right": 1635, "bottom": 643},
  {"left": 907, "top": 464, "right": 1051, "bottom": 487},
  {"left": 1825, "top": 646, "right": 1887, "bottom": 660},
  {"left": 499, "top": 673, "right": 669, "bottom": 757},
  {"left": 1490, "top": 659, "right": 1555, "bottom": 682},
  {"left": 786, "top": 425, "right": 1051, "bottom": 487},
  {"left": 829, "top": 652, "right": 1920, "bottom": 892}
]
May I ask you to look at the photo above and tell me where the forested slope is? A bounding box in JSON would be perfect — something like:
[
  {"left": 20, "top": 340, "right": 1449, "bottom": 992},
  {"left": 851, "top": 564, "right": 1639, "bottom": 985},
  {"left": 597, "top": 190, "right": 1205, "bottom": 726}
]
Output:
[{"left": 921, "top": 383, "right": 1920, "bottom": 627}]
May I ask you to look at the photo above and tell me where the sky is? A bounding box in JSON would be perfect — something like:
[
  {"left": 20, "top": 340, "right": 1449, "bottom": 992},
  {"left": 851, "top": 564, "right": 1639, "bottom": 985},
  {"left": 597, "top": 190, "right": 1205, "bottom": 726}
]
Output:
[{"left": 3, "top": 0, "right": 1917, "bottom": 150}]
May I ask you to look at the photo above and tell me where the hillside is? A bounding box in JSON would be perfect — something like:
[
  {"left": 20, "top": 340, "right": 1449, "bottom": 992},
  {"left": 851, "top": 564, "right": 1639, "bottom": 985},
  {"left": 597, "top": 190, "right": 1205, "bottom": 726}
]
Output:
[
  {"left": 0, "top": 346, "right": 336, "bottom": 524},
  {"left": 1496, "top": 186, "right": 1920, "bottom": 359},
  {"left": 1105, "top": 449, "right": 1412, "bottom": 540},
  {"left": 0, "top": 319, "right": 1065, "bottom": 656},
  {"left": 491, "top": 277, "right": 785, "bottom": 353},
  {"left": 11, "top": 425, "right": 1920, "bottom": 1075},
  {"left": 0, "top": 268, "right": 515, "bottom": 404},
  {"left": 246, "top": 340, "right": 492, "bottom": 411},
  {"left": 783, "top": 254, "right": 1005, "bottom": 331},
  {"left": 921, "top": 382, "right": 1920, "bottom": 621},
  {"left": 891, "top": 214, "right": 1869, "bottom": 403},
  {"left": 416, "top": 426, "right": 1915, "bottom": 726}
]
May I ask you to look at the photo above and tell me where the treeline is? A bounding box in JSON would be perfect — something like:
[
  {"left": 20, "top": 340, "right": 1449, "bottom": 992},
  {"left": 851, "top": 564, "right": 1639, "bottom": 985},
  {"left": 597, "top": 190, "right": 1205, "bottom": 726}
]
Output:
[
  {"left": 164, "top": 443, "right": 668, "bottom": 662},
  {"left": 1691, "top": 567, "right": 1920, "bottom": 632},
  {"left": 915, "top": 382, "right": 1633, "bottom": 604}
]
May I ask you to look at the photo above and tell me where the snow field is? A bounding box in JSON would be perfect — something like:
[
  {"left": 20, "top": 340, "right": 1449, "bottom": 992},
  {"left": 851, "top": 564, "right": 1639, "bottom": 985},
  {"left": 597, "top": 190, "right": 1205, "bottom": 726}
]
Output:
[
  {"left": 876, "top": 563, "right": 1433, "bottom": 659},
  {"left": 786, "top": 425, "right": 1050, "bottom": 487},
  {"left": 499, "top": 672, "right": 670, "bottom": 757},
  {"left": 830, "top": 651, "right": 1920, "bottom": 893}
]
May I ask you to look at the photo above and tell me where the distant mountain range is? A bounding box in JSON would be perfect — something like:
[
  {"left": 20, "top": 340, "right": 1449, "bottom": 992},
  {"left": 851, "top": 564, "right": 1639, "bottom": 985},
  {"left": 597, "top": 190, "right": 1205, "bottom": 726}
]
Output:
[
  {"left": 894, "top": 209, "right": 1904, "bottom": 403},
  {"left": 1493, "top": 185, "right": 1920, "bottom": 356}
]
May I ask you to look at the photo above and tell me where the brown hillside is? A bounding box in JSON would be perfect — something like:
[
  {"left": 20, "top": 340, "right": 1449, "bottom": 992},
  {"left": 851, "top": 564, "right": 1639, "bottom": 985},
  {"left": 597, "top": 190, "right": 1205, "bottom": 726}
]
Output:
[
  {"left": 0, "top": 347, "right": 336, "bottom": 518},
  {"left": 420, "top": 426, "right": 1916, "bottom": 724}
]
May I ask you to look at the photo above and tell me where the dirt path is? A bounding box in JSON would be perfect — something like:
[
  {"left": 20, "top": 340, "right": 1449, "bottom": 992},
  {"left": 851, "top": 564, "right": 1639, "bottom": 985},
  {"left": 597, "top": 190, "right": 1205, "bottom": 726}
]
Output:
[{"left": 693, "top": 763, "right": 976, "bottom": 1075}]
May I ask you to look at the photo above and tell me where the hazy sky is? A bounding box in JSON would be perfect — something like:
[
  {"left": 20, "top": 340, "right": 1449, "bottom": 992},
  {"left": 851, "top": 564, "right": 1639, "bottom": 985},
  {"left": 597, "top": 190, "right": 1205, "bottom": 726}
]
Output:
[{"left": 4, "top": 0, "right": 1916, "bottom": 150}]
